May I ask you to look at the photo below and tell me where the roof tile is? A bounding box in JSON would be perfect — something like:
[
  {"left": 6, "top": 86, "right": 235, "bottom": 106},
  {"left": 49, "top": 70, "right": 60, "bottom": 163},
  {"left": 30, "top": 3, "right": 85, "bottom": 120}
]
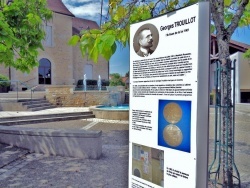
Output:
[
  {"left": 72, "top": 17, "right": 99, "bottom": 35},
  {"left": 47, "top": 0, "right": 74, "bottom": 17},
  {"left": 211, "top": 33, "right": 250, "bottom": 52}
]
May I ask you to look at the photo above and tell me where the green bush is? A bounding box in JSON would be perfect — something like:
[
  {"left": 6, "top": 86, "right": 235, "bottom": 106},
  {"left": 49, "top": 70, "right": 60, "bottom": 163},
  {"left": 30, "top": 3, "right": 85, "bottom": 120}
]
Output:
[
  {"left": 0, "top": 74, "right": 10, "bottom": 87},
  {"left": 109, "top": 73, "right": 125, "bottom": 86}
]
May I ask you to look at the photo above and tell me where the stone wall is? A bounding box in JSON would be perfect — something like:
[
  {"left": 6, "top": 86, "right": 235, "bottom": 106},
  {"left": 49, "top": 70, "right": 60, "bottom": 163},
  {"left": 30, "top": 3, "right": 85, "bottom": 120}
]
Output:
[
  {"left": 73, "top": 45, "right": 109, "bottom": 83},
  {"left": 0, "top": 126, "right": 102, "bottom": 159},
  {"left": 0, "top": 100, "right": 27, "bottom": 111},
  {"left": 45, "top": 85, "right": 110, "bottom": 107}
]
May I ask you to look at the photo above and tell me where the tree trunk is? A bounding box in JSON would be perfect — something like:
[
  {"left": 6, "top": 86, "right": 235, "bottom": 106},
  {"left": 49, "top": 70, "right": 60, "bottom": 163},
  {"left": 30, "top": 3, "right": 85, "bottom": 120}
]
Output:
[{"left": 217, "top": 36, "right": 233, "bottom": 187}]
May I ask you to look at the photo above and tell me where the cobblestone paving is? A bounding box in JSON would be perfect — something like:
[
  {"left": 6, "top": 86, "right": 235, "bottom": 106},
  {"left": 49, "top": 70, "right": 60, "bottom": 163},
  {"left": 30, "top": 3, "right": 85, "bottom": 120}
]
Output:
[
  {"left": 0, "top": 130, "right": 129, "bottom": 188},
  {"left": 0, "top": 113, "right": 249, "bottom": 188}
]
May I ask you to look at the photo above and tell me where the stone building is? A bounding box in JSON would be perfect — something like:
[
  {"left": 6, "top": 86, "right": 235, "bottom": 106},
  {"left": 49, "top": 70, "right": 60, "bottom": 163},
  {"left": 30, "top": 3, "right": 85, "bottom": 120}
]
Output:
[{"left": 0, "top": 0, "right": 109, "bottom": 91}]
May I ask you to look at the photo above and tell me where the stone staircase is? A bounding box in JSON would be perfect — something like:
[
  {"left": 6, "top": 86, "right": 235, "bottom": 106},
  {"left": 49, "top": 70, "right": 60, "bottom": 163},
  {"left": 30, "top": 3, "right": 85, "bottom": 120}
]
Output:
[
  {"left": 0, "top": 111, "right": 95, "bottom": 126},
  {"left": 18, "top": 98, "right": 56, "bottom": 111}
]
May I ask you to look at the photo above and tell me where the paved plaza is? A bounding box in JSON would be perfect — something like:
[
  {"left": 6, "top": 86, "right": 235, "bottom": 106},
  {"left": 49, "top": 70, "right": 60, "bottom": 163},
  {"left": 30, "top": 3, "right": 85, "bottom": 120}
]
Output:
[{"left": 0, "top": 107, "right": 249, "bottom": 188}]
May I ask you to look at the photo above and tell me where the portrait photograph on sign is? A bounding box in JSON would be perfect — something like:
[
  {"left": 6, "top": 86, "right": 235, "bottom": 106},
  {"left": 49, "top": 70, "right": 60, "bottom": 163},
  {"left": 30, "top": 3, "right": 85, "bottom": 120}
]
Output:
[
  {"left": 158, "top": 100, "right": 191, "bottom": 153},
  {"left": 133, "top": 23, "right": 159, "bottom": 57}
]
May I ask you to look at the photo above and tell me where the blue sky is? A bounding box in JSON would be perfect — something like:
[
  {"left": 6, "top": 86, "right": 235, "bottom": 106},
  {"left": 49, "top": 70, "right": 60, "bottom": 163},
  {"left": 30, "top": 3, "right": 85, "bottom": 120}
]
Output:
[{"left": 62, "top": 0, "right": 250, "bottom": 77}]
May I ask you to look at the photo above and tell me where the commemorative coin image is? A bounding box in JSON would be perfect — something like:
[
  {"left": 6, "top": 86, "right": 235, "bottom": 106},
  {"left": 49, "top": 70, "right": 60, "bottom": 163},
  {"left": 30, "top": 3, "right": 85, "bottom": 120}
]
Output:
[
  {"left": 163, "top": 124, "right": 183, "bottom": 147},
  {"left": 163, "top": 102, "right": 182, "bottom": 123}
]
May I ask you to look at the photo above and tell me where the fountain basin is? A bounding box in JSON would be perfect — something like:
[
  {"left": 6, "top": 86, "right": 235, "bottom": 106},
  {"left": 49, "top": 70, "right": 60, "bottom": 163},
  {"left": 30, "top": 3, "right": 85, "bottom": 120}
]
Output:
[{"left": 90, "top": 105, "right": 129, "bottom": 120}]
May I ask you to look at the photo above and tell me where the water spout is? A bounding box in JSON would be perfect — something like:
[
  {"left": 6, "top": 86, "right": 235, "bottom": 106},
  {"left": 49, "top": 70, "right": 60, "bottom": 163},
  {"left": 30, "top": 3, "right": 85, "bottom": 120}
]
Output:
[
  {"left": 83, "top": 74, "right": 87, "bottom": 91},
  {"left": 97, "top": 75, "right": 102, "bottom": 91}
]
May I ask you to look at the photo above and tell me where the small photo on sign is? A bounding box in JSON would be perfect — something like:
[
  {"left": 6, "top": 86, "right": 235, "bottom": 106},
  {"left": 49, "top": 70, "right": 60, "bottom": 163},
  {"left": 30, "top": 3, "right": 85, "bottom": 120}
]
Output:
[
  {"left": 132, "top": 143, "right": 164, "bottom": 187},
  {"left": 158, "top": 100, "right": 191, "bottom": 153},
  {"left": 133, "top": 23, "right": 159, "bottom": 57}
]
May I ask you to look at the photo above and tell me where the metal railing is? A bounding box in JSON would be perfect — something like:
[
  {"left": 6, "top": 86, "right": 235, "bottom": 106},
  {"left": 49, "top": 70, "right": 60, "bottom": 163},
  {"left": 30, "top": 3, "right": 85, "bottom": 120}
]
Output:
[{"left": 0, "top": 80, "right": 39, "bottom": 102}]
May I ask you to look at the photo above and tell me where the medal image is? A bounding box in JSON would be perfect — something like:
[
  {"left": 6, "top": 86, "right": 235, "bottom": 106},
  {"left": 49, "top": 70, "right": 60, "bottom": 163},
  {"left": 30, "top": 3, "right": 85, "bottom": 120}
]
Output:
[
  {"left": 163, "top": 102, "right": 182, "bottom": 123},
  {"left": 163, "top": 124, "right": 183, "bottom": 147},
  {"left": 158, "top": 100, "right": 191, "bottom": 153},
  {"left": 163, "top": 103, "right": 183, "bottom": 147}
]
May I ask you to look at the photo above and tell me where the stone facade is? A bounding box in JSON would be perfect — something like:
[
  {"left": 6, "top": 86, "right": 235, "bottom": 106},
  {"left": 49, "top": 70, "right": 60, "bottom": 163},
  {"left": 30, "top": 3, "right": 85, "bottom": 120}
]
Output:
[
  {"left": 0, "top": 3, "right": 108, "bottom": 92},
  {"left": 72, "top": 45, "right": 109, "bottom": 84}
]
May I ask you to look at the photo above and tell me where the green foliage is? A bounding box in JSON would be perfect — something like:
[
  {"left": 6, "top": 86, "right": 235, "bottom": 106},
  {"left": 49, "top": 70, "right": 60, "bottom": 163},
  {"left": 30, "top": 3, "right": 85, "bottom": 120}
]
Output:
[
  {"left": 109, "top": 73, "right": 125, "bottom": 86},
  {"left": 237, "top": 1, "right": 250, "bottom": 27},
  {"left": 243, "top": 49, "right": 250, "bottom": 59},
  {"left": 0, "top": 74, "right": 10, "bottom": 86},
  {"left": 0, "top": 0, "right": 52, "bottom": 72},
  {"left": 69, "top": 0, "right": 250, "bottom": 63},
  {"left": 68, "top": 0, "right": 153, "bottom": 63},
  {"left": 68, "top": 35, "right": 80, "bottom": 45}
]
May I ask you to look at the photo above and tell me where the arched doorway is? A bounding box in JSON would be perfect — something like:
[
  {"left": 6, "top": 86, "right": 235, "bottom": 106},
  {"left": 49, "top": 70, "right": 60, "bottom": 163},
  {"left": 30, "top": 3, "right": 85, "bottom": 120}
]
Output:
[
  {"left": 38, "top": 58, "right": 51, "bottom": 84},
  {"left": 133, "top": 168, "right": 141, "bottom": 177}
]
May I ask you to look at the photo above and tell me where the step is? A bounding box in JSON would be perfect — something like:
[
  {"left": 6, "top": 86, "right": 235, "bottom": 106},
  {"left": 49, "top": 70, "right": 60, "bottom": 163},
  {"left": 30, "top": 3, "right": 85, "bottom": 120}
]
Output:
[
  {"left": 28, "top": 106, "right": 57, "bottom": 111},
  {"left": 0, "top": 114, "right": 95, "bottom": 126},
  {"left": 17, "top": 98, "right": 55, "bottom": 111},
  {"left": 21, "top": 100, "right": 50, "bottom": 105},
  {"left": 25, "top": 103, "right": 54, "bottom": 109},
  {"left": 18, "top": 98, "right": 46, "bottom": 103},
  {"left": 0, "top": 112, "right": 93, "bottom": 122}
]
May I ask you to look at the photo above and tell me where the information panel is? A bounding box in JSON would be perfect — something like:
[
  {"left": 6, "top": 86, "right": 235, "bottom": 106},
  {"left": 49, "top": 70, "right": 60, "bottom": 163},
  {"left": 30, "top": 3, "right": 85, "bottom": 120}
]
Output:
[{"left": 129, "top": 2, "right": 210, "bottom": 188}]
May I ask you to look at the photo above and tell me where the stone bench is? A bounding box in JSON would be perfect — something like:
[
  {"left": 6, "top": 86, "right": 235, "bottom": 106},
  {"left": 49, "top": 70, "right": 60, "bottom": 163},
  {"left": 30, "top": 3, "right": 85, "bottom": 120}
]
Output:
[{"left": 0, "top": 126, "right": 102, "bottom": 159}]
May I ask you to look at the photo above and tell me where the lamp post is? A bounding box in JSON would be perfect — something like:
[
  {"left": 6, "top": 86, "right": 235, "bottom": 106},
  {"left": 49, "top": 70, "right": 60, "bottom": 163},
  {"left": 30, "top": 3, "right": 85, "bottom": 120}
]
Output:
[{"left": 100, "top": 0, "right": 103, "bottom": 27}]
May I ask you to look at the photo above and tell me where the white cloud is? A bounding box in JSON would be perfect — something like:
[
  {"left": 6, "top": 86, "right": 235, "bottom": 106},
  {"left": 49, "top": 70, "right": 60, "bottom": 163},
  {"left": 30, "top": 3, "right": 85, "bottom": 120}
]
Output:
[
  {"left": 62, "top": 0, "right": 108, "bottom": 22},
  {"left": 67, "top": 4, "right": 104, "bottom": 17}
]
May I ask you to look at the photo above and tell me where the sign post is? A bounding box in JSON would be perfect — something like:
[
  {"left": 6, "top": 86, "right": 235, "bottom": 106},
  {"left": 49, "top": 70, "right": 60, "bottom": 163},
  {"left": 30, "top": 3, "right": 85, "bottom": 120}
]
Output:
[{"left": 129, "top": 2, "right": 210, "bottom": 188}]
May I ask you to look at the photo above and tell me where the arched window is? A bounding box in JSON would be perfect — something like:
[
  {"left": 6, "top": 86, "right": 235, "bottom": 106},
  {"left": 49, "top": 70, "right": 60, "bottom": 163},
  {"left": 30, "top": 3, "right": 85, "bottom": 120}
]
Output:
[{"left": 38, "top": 58, "right": 51, "bottom": 84}]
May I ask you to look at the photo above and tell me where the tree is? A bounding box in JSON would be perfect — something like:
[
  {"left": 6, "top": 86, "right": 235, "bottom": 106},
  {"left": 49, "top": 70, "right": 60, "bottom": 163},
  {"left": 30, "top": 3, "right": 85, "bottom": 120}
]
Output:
[
  {"left": 125, "top": 71, "right": 129, "bottom": 77},
  {"left": 244, "top": 48, "right": 250, "bottom": 58},
  {"left": 0, "top": 0, "right": 52, "bottom": 72},
  {"left": 69, "top": 0, "right": 250, "bottom": 186},
  {"left": 210, "top": 1, "right": 249, "bottom": 186},
  {"left": 109, "top": 73, "right": 125, "bottom": 86}
]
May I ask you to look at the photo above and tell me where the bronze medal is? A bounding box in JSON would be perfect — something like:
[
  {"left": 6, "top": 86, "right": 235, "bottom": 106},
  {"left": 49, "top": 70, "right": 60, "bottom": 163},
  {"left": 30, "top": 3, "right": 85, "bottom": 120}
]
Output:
[
  {"left": 163, "top": 124, "right": 183, "bottom": 147},
  {"left": 163, "top": 102, "right": 182, "bottom": 123}
]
